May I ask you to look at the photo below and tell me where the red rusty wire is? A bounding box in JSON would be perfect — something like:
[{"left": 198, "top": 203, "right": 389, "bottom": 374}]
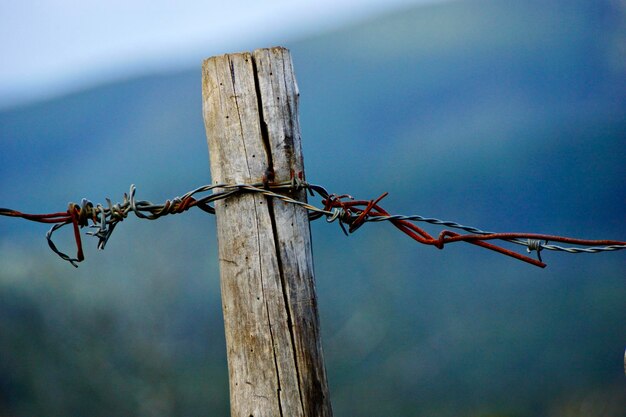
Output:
[
  {"left": 321, "top": 192, "right": 626, "bottom": 268},
  {"left": 0, "top": 194, "right": 202, "bottom": 266}
]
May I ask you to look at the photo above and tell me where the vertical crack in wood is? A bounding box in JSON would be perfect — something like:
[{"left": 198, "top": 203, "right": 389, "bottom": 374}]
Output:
[
  {"left": 226, "top": 55, "right": 252, "bottom": 180},
  {"left": 229, "top": 57, "right": 236, "bottom": 85},
  {"left": 260, "top": 194, "right": 286, "bottom": 417},
  {"left": 251, "top": 52, "right": 303, "bottom": 416},
  {"left": 225, "top": 53, "right": 285, "bottom": 415},
  {"left": 252, "top": 196, "right": 284, "bottom": 417},
  {"left": 251, "top": 56, "right": 274, "bottom": 173},
  {"left": 280, "top": 56, "right": 296, "bottom": 156}
]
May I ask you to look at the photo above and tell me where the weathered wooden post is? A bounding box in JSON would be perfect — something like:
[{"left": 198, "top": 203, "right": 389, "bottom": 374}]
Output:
[{"left": 201, "top": 47, "right": 333, "bottom": 417}]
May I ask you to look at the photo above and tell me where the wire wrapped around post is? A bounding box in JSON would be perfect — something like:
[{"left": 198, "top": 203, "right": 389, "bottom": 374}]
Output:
[{"left": 1, "top": 177, "right": 625, "bottom": 267}]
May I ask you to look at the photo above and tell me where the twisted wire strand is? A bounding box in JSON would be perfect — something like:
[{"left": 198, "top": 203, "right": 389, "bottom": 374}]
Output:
[
  {"left": 364, "top": 215, "right": 626, "bottom": 254},
  {"left": 1, "top": 179, "right": 624, "bottom": 268}
]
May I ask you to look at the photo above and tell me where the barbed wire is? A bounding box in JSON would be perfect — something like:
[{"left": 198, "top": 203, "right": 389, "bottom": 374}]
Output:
[{"left": 1, "top": 175, "right": 624, "bottom": 268}]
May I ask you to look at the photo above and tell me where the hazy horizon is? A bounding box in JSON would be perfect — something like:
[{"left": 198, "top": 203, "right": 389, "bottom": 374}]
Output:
[{"left": 0, "top": 0, "right": 450, "bottom": 110}]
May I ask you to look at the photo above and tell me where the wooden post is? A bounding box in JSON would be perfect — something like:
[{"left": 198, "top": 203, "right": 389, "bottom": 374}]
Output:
[{"left": 201, "top": 47, "right": 333, "bottom": 417}]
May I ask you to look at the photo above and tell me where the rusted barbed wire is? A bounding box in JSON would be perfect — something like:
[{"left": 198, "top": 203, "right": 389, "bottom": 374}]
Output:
[{"left": 1, "top": 176, "right": 625, "bottom": 268}]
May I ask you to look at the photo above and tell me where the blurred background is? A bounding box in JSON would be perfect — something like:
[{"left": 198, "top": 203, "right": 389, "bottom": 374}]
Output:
[{"left": 1, "top": 0, "right": 625, "bottom": 416}]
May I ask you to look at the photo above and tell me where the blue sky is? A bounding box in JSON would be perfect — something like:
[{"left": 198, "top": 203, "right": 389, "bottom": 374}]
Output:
[{"left": 0, "top": 0, "right": 448, "bottom": 108}]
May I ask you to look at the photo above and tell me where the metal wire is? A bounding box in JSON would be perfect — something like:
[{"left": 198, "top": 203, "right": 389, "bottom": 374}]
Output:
[
  {"left": 1, "top": 177, "right": 624, "bottom": 268},
  {"left": 363, "top": 214, "right": 626, "bottom": 255}
]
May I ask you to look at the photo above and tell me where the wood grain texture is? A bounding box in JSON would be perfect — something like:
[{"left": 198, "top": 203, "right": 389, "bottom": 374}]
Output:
[{"left": 202, "top": 47, "right": 332, "bottom": 417}]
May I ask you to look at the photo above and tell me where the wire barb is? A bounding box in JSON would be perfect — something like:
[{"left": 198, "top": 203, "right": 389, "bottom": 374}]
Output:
[
  {"left": 526, "top": 239, "right": 546, "bottom": 263},
  {"left": 1, "top": 179, "right": 625, "bottom": 267}
]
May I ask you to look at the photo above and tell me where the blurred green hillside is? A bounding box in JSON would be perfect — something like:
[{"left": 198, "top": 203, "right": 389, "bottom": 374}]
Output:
[{"left": 1, "top": 0, "right": 625, "bottom": 416}]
